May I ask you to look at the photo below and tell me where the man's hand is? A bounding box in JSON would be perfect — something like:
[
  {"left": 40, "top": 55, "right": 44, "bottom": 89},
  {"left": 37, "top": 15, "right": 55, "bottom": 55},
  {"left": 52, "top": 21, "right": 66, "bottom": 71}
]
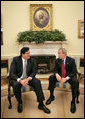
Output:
[
  {"left": 26, "top": 78, "right": 32, "bottom": 82},
  {"left": 19, "top": 79, "right": 28, "bottom": 87},
  {"left": 61, "top": 78, "right": 67, "bottom": 83},
  {"left": 56, "top": 73, "right": 62, "bottom": 82}
]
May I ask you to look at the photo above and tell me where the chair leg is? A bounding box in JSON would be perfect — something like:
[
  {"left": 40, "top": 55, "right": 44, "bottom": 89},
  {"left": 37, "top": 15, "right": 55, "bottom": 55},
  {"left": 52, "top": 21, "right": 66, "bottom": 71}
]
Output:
[{"left": 8, "top": 94, "right": 12, "bottom": 109}]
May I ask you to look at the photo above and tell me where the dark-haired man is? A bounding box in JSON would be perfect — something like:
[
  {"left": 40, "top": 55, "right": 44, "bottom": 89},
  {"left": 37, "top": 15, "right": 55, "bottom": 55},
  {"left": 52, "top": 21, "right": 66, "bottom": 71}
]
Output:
[{"left": 9, "top": 47, "right": 50, "bottom": 114}]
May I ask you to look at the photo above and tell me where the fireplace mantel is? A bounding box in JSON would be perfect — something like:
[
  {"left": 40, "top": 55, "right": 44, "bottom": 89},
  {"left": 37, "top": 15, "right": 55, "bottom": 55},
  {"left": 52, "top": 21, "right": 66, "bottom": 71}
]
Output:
[
  {"left": 20, "top": 41, "right": 68, "bottom": 45},
  {"left": 19, "top": 41, "right": 68, "bottom": 58}
]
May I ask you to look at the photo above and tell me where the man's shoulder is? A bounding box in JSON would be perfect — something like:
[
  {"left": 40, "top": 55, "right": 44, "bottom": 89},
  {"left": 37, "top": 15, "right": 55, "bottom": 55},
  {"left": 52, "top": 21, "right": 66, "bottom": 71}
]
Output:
[
  {"left": 28, "top": 57, "right": 34, "bottom": 63},
  {"left": 66, "top": 56, "right": 75, "bottom": 62},
  {"left": 13, "top": 55, "right": 21, "bottom": 62}
]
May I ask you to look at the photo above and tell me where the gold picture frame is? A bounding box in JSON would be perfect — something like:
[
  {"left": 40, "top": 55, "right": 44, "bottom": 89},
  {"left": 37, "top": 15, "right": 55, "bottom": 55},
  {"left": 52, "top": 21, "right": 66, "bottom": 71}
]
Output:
[
  {"left": 30, "top": 4, "right": 52, "bottom": 31},
  {"left": 78, "top": 20, "right": 84, "bottom": 38},
  {"left": 1, "top": 13, "right": 3, "bottom": 28},
  {"left": 1, "top": 31, "right": 3, "bottom": 45},
  {"left": 1, "top": 14, "right": 3, "bottom": 45}
]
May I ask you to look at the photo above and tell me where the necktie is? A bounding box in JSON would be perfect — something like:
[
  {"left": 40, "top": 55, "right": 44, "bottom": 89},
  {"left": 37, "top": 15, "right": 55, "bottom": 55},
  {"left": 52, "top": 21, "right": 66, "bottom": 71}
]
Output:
[
  {"left": 61, "top": 60, "right": 65, "bottom": 78},
  {"left": 23, "top": 60, "right": 27, "bottom": 78}
]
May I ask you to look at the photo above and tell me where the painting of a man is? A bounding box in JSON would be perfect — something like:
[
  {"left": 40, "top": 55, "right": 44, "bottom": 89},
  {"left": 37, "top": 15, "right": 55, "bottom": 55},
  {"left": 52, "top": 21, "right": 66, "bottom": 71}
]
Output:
[{"left": 33, "top": 7, "right": 49, "bottom": 28}]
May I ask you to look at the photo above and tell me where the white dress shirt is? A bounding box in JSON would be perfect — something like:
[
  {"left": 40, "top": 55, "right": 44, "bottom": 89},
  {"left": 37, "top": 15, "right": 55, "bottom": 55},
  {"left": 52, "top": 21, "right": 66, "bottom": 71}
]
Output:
[
  {"left": 17, "top": 57, "right": 32, "bottom": 82},
  {"left": 63, "top": 57, "right": 70, "bottom": 80}
]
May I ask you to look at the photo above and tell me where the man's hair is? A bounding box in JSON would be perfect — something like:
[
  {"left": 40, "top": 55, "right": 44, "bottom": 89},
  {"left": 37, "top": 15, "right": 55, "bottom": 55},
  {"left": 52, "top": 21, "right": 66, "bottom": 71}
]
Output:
[
  {"left": 20, "top": 47, "right": 29, "bottom": 55},
  {"left": 58, "top": 47, "right": 67, "bottom": 55}
]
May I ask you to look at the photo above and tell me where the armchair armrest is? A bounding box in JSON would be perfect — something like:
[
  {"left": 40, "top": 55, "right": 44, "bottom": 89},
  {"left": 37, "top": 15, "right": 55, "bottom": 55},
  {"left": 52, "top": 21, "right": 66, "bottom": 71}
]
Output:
[
  {"left": 7, "top": 72, "right": 9, "bottom": 78},
  {"left": 77, "top": 68, "right": 81, "bottom": 75},
  {"left": 77, "top": 69, "right": 81, "bottom": 81}
]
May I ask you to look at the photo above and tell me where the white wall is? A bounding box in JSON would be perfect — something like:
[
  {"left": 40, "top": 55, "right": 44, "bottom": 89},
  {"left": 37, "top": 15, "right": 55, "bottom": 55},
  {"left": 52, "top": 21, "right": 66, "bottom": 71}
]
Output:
[{"left": 1, "top": 1, "right": 84, "bottom": 58}]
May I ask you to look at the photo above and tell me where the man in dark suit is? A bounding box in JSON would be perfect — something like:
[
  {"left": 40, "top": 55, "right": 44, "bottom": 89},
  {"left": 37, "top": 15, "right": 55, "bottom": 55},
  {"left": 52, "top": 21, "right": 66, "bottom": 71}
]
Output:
[
  {"left": 9, "top": 47, "right": 50, "bottom": 113},
  {"left": 46, "top": 48, "right": 80, "bottom": 113}
]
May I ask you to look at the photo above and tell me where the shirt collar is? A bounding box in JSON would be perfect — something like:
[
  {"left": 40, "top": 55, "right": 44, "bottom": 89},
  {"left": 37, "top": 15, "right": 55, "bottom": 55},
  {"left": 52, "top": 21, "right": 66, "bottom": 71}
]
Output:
[
  {"left": 64, "top": 57, "right": 66, "bottom": 62},
  {"left": 62, "top": 57, "right": 66, "bottom": 64},
  {"left": 22, "top": 57, "right": 26, "bottom": 62}
]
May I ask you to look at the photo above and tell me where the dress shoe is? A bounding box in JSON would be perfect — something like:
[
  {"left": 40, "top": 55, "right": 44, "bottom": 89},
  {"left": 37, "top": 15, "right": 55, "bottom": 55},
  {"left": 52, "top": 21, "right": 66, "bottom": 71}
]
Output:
[
  {"left": 70, "top": 101, "right": 76, "bottom": 113},
  {"left": 46, "top": 96, "right": 55, "bottom": 105},
  {"left": 17, "top": 103, "right": 23, "bottom": 113},
  {"left": 38, "top": 105, "right": 51, "bottom": 114}
]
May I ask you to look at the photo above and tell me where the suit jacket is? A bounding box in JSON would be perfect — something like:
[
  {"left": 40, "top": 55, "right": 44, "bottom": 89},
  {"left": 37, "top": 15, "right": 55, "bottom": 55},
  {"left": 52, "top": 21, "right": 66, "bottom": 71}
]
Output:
[
  {"left": 9, "top": 55, "right": 36, "bottom": 81},
  {"left": 54, "top": 56, "right": 77, "bottom": 79}
]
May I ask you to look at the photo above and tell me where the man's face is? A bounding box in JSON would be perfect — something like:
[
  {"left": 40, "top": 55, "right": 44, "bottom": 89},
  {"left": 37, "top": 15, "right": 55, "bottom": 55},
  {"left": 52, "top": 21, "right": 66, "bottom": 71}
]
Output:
[
  {"left": 39, "top": 12, "right": 44, "bottom": 19},
  {"left": 22, "top": 50, "right": 30, "bottom": 60},
  {"left": 58, "top": 49, "right": 66, "bottom": 60}
]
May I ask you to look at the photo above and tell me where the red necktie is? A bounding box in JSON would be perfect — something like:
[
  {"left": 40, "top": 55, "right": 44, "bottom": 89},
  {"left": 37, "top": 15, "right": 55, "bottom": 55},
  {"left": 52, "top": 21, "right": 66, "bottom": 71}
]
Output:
[{"left": 61, "top": 60, "right": 65, "bottom": 78}]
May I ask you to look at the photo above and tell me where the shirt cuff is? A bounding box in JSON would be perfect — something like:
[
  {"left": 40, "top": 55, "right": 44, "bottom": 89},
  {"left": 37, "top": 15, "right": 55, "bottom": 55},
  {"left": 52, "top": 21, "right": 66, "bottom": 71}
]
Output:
[
  {"left": 17, "top": 78, "right": 21, "bottom": 82},
  {"left": 28, "top": 77, "right": 32, "bottom": 80},
  {"left": 66, "top": 76, "right": 70, "bottom": 80}
]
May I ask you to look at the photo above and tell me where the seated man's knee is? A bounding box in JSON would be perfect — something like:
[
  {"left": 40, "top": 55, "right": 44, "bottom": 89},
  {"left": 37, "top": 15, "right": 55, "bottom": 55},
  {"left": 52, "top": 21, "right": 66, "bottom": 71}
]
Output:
[
  {"left": 49, "top": 75, "right": 56, "bottom": 81},
  {"left": 71, "top": 78, "right": 79, "bottom": 89},
  {"left": 33, "top": 78, "right": 41, "bottom": 85},
  {"left": 49, "top": 75, "right": 54, "bottom": 79},
  {"left": 12, "top": 81, "right": 21, "bottom": 91}
]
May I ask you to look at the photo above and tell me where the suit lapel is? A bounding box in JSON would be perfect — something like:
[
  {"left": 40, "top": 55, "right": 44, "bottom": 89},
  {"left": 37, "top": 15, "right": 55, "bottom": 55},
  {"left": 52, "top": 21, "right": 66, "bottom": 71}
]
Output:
[
  {"left": 65, "top": 57, "right": 67, "bottom": 69},
  {"left": 26, "top": 59, "right": 31, "bottom": 73},
  {"left": 65, "top": 57, "right": 69, "bottom": 70},
  {"left": 20, "top": 57, "right": 23, "bottom": 73}
]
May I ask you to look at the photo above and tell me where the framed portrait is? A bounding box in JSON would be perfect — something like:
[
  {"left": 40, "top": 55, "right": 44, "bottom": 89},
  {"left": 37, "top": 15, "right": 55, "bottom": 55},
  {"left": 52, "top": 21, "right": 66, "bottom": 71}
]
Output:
[
  {"left": 30, "top": 4, "right": 52, "bottom": 31},
  {"left": 78, "top": 20, "right": 84, "bottom": 38}
]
